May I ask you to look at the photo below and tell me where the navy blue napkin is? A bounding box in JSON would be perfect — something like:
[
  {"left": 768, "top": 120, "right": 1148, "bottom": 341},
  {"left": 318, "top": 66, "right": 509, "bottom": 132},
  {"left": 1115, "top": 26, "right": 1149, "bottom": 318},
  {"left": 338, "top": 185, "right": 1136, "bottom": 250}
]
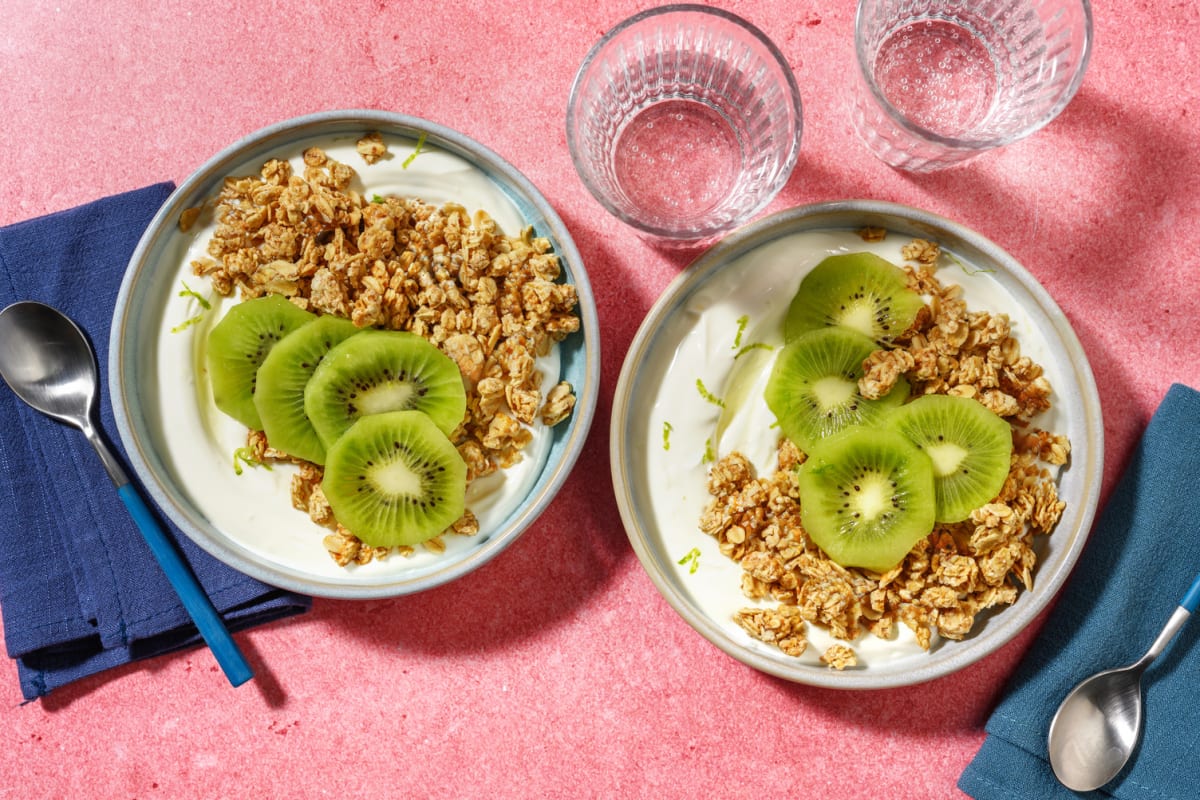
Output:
[
  {"left": 0, "top": 184, "right": 311, "bottom": 701},
  {"left": 959, "top": 383, "right": 1200, "bottom": 799}
]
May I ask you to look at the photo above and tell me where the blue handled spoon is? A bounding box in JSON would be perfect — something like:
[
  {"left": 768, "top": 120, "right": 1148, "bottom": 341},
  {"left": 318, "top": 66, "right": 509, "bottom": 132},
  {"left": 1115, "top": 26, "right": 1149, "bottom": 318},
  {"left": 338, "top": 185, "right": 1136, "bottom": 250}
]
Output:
[
  {"left": 0, "top": 300, "right": 252, "bottom": 687},
  {"left": 1047, "top": 572, "right": 1200, "bottom": 790}
]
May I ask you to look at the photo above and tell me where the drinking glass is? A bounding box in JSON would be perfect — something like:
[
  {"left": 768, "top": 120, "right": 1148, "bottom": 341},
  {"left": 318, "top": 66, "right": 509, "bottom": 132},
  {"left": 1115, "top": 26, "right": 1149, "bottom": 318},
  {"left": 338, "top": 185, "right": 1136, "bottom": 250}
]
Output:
[
  {"left": 853, "top": 0, "right": 1093, "bottom": 171},
  {"left": 567, "top": 5, "right": 802, "bottom": 244}
]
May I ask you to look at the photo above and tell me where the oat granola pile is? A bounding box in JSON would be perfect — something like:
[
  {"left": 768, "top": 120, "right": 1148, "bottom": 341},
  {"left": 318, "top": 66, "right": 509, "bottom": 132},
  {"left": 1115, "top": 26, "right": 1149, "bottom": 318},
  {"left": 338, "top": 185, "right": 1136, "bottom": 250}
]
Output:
[
  {"left": 186, "top": 135, "right": 581, "bottom": 566},
  {"left": 704, "top": 237, "right": 1069, "bottom": 667}
]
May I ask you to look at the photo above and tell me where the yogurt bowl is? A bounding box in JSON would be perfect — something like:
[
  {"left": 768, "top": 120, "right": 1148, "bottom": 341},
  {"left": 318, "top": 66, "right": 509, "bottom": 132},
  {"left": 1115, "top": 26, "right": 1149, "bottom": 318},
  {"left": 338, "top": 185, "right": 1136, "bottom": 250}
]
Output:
[
  {"left": 110, "top": 110, "right": 599, "bottom": 599},
  {"left": 611, "top": 200, "right": 1102, "bottom": 688}
]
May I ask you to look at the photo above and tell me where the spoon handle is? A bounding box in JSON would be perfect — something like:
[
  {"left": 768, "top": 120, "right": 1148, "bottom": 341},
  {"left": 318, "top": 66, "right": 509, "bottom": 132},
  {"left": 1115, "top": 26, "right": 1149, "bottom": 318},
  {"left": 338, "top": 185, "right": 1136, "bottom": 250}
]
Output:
[
  {"left": 117, "top": 483, "right": 254, "bottom": 687},
  {"left": 1136, "top": 573, "right": 1200, "bottom": 669},
  {"left": 1183, "top": 573, "right": 1200, "bottom": 614}
]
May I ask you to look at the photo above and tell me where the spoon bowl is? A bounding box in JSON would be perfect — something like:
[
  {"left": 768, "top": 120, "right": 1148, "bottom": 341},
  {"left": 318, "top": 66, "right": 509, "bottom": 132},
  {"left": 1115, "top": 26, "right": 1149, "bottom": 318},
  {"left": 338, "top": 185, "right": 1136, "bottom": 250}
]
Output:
[
  {"left": 1048, "top": 573, "right": 1200, "bottom": 790},
  {"left": 1047, "top": 662, "right": 1147, "bottom": 790},
  {"left": 0, "top": 300, "right": 253, "bottom": 688},
  {"left": 0, "top": 301, "right": 97, "bottom": 426}
]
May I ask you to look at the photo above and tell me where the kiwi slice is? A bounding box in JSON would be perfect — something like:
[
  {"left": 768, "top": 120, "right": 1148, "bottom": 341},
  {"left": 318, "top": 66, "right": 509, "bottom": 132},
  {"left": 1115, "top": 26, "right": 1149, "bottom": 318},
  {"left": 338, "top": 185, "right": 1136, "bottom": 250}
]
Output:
[
  {"left": 253, "top": 315, "right": 362, "bottom": 464},
  {"left": 322, "top": 410, "right": 468, "bottom": 547},
  {"left": 797, "top": 426, "right": 936, "bottom": 573},
  {"left": 888, "top": 394, "right": 1014, "bottom": 523},
  {"left": 206, "top": 294, "right": 316, "bottom": 430},
  {"left": 304, "top": 329, "right": 467, "bottom": 448},
  {"left": 764, "top": 327, "right": 909, "bottom": 453},
  {"left": 784, "top": 252, "right": 925, "bottom": 346}
]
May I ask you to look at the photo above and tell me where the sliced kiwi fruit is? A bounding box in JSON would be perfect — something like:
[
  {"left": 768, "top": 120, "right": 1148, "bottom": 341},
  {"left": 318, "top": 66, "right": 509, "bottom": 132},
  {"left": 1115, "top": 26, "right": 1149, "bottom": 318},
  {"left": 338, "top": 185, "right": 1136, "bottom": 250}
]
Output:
[
  {"left": 253, "top": 315, "right": 362, "bottom": 464},
  {"left": 764, "top": 327, "right": 909, "bottom": 453},
  {"left": 322, "top": 410, "right": 468, "bottom": 547},
  {"left": 797, "top": 425, "right": 936, "bottom": 573},
  {"left": 784, "top": 252, "right": 925, "bottom": 346},
  {"left": 304, "top": 329, "right": 467, "bottom": 448},
  {"left": 206, "top": 294, "right": 316, "bottom": 430},
  {"left": 887, "top": 394, "right": 1013, "bottom": 523}
]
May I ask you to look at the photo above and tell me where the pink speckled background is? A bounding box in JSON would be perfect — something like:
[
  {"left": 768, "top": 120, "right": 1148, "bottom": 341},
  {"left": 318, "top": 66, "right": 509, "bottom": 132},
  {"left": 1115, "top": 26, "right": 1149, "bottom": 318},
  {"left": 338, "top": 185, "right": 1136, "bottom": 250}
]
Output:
[{"left": 4, "top": 1, "right": 1200, "bottom": 798}]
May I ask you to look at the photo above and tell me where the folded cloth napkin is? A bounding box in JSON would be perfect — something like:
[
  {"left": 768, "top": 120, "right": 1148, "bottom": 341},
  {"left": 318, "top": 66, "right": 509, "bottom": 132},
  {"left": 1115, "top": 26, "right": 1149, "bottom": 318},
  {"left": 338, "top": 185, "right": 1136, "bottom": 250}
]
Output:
[
  {"left": 0, "top": 184, "right": 311, "bottom": 701},
  {"left": 959, "top": 383, "right": 1200, "bottom": 799}
]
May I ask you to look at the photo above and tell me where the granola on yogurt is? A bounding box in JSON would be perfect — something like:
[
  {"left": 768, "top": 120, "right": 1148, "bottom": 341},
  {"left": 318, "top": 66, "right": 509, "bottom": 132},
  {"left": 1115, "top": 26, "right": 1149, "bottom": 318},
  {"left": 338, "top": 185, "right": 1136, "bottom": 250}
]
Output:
[
  {"left": 706, "top": 235, "right": 1069, "bottom": 667},
  {"left": 186, "top": 133, "right": 581, "bottom": 566}
]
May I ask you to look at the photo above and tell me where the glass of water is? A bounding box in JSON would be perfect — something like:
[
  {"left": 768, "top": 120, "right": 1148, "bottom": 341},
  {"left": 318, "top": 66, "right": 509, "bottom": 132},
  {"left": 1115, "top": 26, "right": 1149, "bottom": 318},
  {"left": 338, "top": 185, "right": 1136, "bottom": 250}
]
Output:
[
  {"left": 853, "top": 0, "right": 1093, "bottom": 171},
  {"left": 566, "top": 5, "right": 802, "bottom": 245}
]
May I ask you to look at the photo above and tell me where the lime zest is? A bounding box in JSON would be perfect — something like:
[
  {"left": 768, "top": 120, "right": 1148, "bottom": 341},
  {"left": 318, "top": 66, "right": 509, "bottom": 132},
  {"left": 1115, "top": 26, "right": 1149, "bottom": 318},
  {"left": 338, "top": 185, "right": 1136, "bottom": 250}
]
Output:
[
  {"left": 371, "top": 193, "right": 386, "bottom": 204},
  {"left": 677, "top": 547, "right": 701, "bottom": 574},
  {"left": 171, "top": 280, "right": 212, "bottom": 333},
  {"left": 662, "top": 421, "right": 674, "bottom": 451},
  {"left": 696, "top": 378, "right": 724, "bottom": 408},
  {"left": 734, "top": 341, "right": 773, "bottom": 359},
  {"left": 732, "top": 314, "right": 749, "bottom": 349},
  {"left": 702, "top": 437, "right": 716, "bottom": 464},
  {"left": 949, "top": 251, "right": 995, "bottom": 275},
  {"left": 232, "top": 446, "right": 270, "bottom": 476},
  {"left": 178, "top": 281, "right": 211, "bottom": 310},
  {"left": 170, "top": 314, "right": 204, "bottom": 334},
  {"left": 402, "top": 132, "right": 428, "bottom": 169}
]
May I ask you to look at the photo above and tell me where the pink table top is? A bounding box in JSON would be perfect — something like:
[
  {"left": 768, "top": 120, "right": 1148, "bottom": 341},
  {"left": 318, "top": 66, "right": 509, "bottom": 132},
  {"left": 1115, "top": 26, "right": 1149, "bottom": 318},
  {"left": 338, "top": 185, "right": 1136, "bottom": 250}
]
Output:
[{"left": 4, "top": 1, "right": 1199, "bottom": 797}]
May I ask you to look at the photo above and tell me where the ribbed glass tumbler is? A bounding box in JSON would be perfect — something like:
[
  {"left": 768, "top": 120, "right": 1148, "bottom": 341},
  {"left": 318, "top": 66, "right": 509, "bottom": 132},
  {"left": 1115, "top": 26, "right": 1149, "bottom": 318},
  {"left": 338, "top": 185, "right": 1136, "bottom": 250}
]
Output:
[
  {"left": 853, "top": 0, "right": 1093, "bottom": 171},
  {"left": 567, "top": 5, "right": 802, "bottom": 244}
]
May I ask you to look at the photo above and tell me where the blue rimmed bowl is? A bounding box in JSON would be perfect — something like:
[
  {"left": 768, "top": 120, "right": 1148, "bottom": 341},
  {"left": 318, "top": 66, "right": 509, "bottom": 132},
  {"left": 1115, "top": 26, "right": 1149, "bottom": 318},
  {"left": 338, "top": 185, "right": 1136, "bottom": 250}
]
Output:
[
  {"left": 111, "top": 110, "right": 599, "bottom": 599},
  {"left": 610, "top": 200, "right": 1102, "bottom": 688}
]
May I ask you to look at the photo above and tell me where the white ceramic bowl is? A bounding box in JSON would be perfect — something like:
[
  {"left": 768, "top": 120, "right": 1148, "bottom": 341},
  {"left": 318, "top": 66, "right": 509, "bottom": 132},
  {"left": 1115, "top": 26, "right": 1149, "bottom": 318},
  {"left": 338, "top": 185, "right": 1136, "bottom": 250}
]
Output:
[
  {"left": 110, "top": 110, "right": 599, "bottom": 599},
  {"left": 610, "top": 200, "right": 1103, "bottom": 688}
]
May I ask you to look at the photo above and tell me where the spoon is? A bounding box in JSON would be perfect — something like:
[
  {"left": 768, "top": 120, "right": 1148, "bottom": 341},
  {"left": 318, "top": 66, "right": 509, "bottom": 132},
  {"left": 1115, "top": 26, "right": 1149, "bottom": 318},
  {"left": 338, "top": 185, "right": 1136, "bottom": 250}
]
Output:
[
  {"left": 0, "top": 301, "right": 252, "bottom": 687},
  {"left": 1047, "top": 572, "right": 1200, "bottom": 791}
]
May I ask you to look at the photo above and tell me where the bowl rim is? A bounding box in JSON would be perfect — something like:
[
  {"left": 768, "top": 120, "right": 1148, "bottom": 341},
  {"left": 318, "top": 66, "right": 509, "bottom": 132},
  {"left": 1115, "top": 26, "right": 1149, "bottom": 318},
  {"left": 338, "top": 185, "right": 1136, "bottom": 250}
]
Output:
[
  {"left": 609, "top": 198, "right": 1104, "bottom": 688},
  {"left": 109, "top": 109, "right": 601, "bottom": 599}
]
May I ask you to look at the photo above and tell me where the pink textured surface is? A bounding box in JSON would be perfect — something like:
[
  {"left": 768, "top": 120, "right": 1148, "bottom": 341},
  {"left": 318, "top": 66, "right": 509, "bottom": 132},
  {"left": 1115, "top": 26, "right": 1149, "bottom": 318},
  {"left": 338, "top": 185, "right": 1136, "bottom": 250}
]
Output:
[{"left": 3, "top": 1, "right": 1200, "bottom": 797}]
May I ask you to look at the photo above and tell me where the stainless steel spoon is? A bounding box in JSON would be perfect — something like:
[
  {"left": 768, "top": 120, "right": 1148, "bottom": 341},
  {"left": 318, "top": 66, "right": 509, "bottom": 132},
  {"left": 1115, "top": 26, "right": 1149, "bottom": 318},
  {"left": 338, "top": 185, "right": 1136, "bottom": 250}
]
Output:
[
  {"left": 1047, "top": 572, "right": 1200, "bottom": 791},
  {"left": 0, "top": 300, "right": 252, "bottom": 687}
]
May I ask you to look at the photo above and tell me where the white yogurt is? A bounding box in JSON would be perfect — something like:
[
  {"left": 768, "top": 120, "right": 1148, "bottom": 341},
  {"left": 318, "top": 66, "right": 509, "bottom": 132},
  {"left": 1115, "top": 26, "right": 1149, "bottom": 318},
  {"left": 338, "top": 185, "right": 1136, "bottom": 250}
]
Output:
[
  {"left": 640, "top": 230, "right": 1065, "bottom": 666},
  {"left": 154, "top": 135, "right": 559, "bottom": 579}
]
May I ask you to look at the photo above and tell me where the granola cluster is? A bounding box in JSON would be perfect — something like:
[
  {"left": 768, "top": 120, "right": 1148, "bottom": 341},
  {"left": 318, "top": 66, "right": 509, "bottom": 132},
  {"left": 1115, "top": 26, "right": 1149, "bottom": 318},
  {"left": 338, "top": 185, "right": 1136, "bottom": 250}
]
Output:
[
  {"left": 709, "top": 238, "right": 1069, "bottom": 667},
  {"left": 859, "top": 239, "right": 1052, "bottom": 421},
  {"left": 188, "top": 134, "right": 581, "bottom": 566}
]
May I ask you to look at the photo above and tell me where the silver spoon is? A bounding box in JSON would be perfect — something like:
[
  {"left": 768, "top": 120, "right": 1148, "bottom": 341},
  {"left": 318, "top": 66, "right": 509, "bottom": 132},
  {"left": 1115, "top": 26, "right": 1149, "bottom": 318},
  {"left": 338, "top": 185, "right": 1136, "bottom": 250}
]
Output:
[
  {"left": 1047, "top": 572, "right": 1200, "bottom": 790},
  {"left": 0, "top": 300, "right": 252, "bottom": 687}
]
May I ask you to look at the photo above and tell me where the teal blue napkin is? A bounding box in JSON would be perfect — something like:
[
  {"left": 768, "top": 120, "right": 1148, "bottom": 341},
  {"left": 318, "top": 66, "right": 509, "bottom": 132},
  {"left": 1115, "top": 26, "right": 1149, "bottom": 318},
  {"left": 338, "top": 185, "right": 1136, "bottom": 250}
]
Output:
[
  {"left": 0, "top": 185, "right": 311, "bottom": 701},
  {"left": 959, "top": 383, "right": 1200, "bottom": 799}
]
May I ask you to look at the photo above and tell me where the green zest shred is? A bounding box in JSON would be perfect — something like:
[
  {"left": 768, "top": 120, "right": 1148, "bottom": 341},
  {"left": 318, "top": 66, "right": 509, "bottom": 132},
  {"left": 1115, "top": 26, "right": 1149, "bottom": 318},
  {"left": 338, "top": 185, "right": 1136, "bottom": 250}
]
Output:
[
  {"left": 734, "top": 342, "right": 773, "bottom": 359},
  {"left": 662, "top": 421, "right": 673, "bottom": 451},
  {"left": 949, "top": 251, "right": 995, "bottom": 275},
  {"left": 677, "top": 547, "right": 701, "bottom": 574},
  {"left": 695, "top": 378, "right": 724, "bottom": 408},
  {"left": 170, "top": 315, "right": 203, "bottom": 334},
  {"left": 232, "top": 446, "right": 270, "bottom": 476},
  {"left": 178, "top": 281, "right": 211, "bottom": 310},
  {"left": 171, "top": 281, "right": 211, "bottom": 333},
  {"left": 702, "top": 437, "right": 715, "bottom": 463},
  {"left": 732, "top": 314, "right": 749, "bottom": 349},
  {"left": 402, "top": 132, "right": 428, "bottom": 169}
]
